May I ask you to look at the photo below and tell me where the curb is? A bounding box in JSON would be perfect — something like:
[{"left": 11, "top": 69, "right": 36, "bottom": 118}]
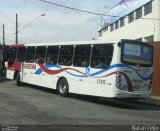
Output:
[{"left": 151, "top": 96, "right": 160, "bottom": 100}]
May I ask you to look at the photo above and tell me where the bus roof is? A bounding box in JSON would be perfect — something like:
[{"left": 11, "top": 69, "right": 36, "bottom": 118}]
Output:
[
  {"left": 10, "top": 44, "right": 24, "bottom": 48},
  {"left": 9, "top": 39, "right": 151, "bottom": 48},
  {"left": 22, "top": 39, "right": 121, "bottom": 47}
]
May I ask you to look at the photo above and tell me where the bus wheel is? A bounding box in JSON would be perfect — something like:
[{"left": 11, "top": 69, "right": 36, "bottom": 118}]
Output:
[
  {"left": 16, "top": 73, "right": 21, "bottom": 86},
  {"left": 57, "top": 78, "right": 69, "bottom": 97}
]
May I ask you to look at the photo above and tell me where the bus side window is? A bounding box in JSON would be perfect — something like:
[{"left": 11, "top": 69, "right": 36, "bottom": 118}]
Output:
[
  {"left": 25, "top": 47, "right": 35, "bottom": 63},
  {"left": 58, "top": 45, "right": 73, "bottom": 66},
  {"left": 73, "top": 45, "right": 91, "bottom": 67},
  {"left": 35, "top": 46, "right": 46, "bottom": 64},
  {"left": 91, "top": 44, "right": 113, "bottom": 69},
  {"left": 17, "top": 47, "right": 26, "bottom": 62},
  {"left": 46, "top": 46, "right": 59, "bottom": 65}
]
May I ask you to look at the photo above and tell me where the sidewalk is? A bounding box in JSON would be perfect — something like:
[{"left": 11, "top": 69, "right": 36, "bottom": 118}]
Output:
[{"left": 151, "top": 96, "right": 160, "bottom": 101}]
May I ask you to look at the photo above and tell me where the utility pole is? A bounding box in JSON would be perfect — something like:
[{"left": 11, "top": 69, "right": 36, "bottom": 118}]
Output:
[
  {"left": 14, "top": 13, "right": 45, "bottom": 44},
  {"left": 16, "top": 14, "right": 18, "bottom": 44},
  {"left": 3, "top": 24, "right": 5, "bottom": 45}
]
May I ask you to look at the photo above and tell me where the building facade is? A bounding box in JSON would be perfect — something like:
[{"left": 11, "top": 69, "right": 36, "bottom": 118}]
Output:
[{"left": 97, "top": 0, "right": 160, "bottom": 42}]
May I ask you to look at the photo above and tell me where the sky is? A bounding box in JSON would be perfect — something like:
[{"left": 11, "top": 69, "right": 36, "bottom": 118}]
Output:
[{"left": 0, "top": 0, "right": 120, "bottom": 45}]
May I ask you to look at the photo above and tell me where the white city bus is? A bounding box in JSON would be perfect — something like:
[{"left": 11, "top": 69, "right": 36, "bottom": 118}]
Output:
[{"left": 7, "top": 39, "right": 153, "bottom": 98}]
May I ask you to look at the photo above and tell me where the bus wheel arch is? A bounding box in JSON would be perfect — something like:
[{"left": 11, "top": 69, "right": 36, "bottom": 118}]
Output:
[{"left": 56, "top": 77, "right": 69, "bottom": 97}]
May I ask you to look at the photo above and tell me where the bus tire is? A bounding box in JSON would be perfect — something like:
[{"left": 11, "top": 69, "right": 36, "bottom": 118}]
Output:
[
  {"left": 16, "top": 72, "right": 22, "bottom": 86},
  {"left": 57, "top": 78, "right": 69, "bottom": 97}
]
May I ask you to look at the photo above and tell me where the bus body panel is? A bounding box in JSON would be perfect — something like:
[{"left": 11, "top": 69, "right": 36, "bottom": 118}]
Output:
[
  {"left": 21, "top": 63, "right": 117, "bottom": 97},
  {"left": 6, "top": 69, "right": 15, "bottom": 79},
  {"left": 121, "top": 66, "right": 152, "bottom": 92},
  {"left": 65, "top": 66, "right": 117, "bottom": 97},
  {"left": 114, "top": 66, "right": 152, "bottom": 98}
]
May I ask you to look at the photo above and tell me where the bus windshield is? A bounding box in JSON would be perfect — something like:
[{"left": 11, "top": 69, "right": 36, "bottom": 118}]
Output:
[
  {"left": 121, "top": 40, "right": 153, "bottom": 67},
  {"left": 8, "top": 48, "right": 17, "bottom": 65}
]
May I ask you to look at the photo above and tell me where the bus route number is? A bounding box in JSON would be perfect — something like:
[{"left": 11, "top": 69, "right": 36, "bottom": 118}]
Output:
[{"left": 97, "top": 79, "right": 106, "bottom": 85}]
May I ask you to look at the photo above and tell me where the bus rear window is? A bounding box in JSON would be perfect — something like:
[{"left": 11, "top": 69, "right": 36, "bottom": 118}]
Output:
[{"left": 121, "top": 42, "right": 153, "bottom": 67}]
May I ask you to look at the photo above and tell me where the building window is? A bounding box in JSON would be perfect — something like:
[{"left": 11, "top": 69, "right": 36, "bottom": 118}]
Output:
[
  {"left": 99, "top": 30, "right": 103, "bottom": 37},
  {"left": 115, "top": 21, "right": 119, "bottom": 29},
  {"left": 145, "top": 35, "right": 154, "bottom": 42},
  {"left": 128, "top": 12, "right": 134, "bottom": 23},
  {"left": 120, "top": 17, "right": 125, "bottom": 27},
  {"left": 144, "top": 2, "right": 152, "bottom": 16},
  {"left": 136, "top": 7, "right": 142, "bottom": 20},
  {"left": 110, "top": 24, "right": 114, "bottom": 32}
]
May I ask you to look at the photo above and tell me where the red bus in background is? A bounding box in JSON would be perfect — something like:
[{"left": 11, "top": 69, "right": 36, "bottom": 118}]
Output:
[{"left": 7, "top": 44, "right": 24, "bottom": 81}]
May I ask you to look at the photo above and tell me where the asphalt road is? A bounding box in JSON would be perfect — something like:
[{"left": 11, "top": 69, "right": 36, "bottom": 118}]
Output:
[{"left": 0, "top": 80, "right": 160, "bottom": 131}]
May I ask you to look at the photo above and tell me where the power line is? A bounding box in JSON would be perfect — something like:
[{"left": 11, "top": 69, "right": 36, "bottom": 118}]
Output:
[
  {"left": 1, "top": 37, "right": 14, "bottom": 42},
  {"left": 0, "top": 12, "right": 15, "bottom": 25},
  {"left": 38, "top": 0, "right": 119, "bottom": 18},
  {"left": 5, "top": 38, "right": 15, "bottom": 42},
  {"left": 38, "top": 0, "right": 160, "bottom": 21}
]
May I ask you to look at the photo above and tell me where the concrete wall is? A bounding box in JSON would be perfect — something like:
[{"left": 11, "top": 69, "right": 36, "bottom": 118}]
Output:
[{"left": 152, "top": 41, "right": 160, "bottom": 96}]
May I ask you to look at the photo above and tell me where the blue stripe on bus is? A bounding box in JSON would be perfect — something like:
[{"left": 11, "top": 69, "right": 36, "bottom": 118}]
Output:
[{"left": 35, "top": 64, "right": 153, "bottom": 80}]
